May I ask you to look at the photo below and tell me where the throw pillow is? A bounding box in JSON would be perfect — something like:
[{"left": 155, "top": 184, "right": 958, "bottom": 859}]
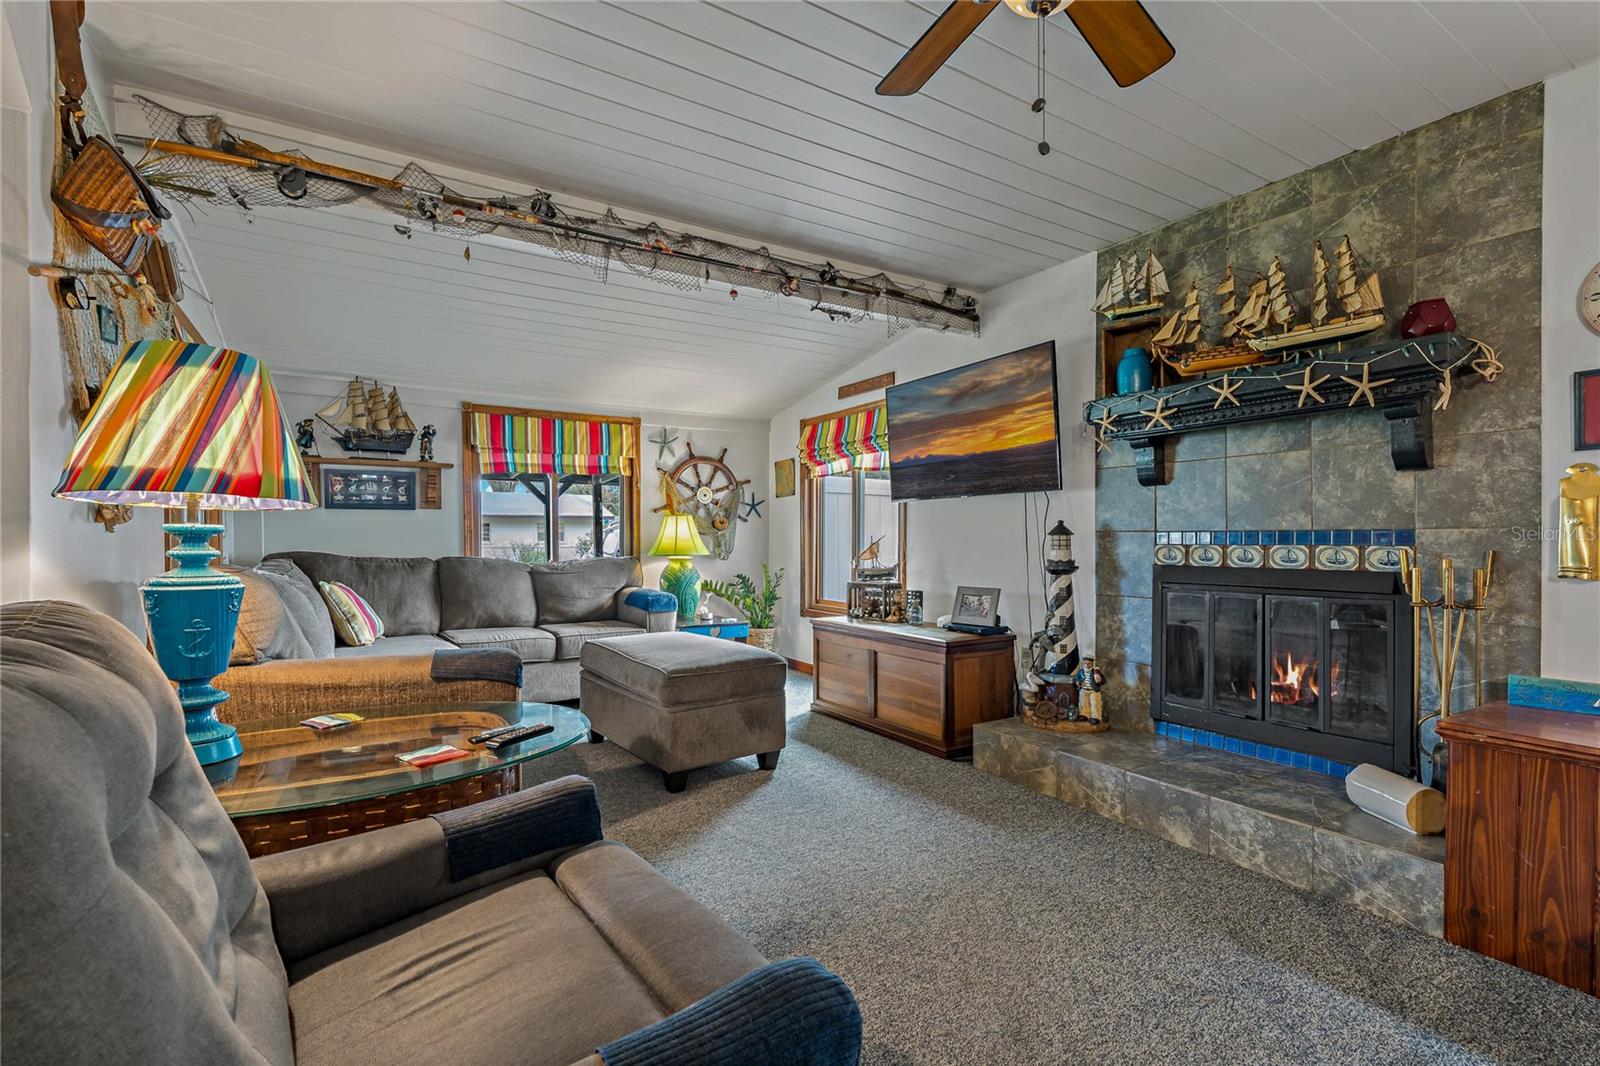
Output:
[
  {"left": 227, "top": 567, "right": 303, "bottom": 666},
  {"left": 318, "top": 580, "right": 385, "bottom": 647},
  {"left": 257, "top": 559, "right": 337, "bottom": 659}
]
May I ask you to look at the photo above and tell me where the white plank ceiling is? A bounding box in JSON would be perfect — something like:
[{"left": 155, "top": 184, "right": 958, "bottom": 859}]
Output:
[{"left": 88, "top": 0, "right": 1597, "bottom": 417}]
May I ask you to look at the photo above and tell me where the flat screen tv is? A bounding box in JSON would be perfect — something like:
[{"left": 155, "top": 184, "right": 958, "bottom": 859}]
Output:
[{"left": 884, "top": 341, "right": 1061, "bottom": 502}]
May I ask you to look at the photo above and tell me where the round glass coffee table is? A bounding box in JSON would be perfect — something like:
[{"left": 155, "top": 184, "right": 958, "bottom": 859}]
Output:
[{"left": 213, "top": 701, "right": 588, "bottom": 856}]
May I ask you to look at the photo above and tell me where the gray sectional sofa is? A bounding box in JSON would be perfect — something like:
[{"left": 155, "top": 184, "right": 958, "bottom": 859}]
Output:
[{"left": 264, "top": 551, "right": 677, "bottom": 702}]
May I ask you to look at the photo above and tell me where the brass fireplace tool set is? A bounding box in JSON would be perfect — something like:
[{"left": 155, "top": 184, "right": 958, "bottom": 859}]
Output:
[{"left": 1400, "top": 549, "right": 1495, "bottom": 788}]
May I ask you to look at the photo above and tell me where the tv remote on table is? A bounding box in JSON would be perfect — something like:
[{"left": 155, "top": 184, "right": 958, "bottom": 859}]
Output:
[
  {"left": 468, "top": 724, "right": 526, "bottom": 744},
  {"left": 484, "top": 723, "right": 556, "bottom": 751}
]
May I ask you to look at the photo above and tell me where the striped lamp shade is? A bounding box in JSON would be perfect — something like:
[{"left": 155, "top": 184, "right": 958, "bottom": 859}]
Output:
[{"left": 53, "top": 340, "right": 316, "bottom": 510}]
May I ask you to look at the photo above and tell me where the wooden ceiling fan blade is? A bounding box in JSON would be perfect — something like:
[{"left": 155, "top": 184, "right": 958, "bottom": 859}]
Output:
[
  {"left": 876, "top": 1, "right": 1000, "bottom": 97},
  {"left": 1063, "top": 0, "right": 1175, "bottom": 87}
]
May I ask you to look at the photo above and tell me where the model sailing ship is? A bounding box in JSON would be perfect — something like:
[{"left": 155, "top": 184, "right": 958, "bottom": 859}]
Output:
[
  {"left": 1149, "top": 236, "right": 1386, "bottom": 376},
  {"left": 315, "top": 378, "right": 417, "bottom": 454},
  {"left": 1149, "top": 265, "right": 1277, "bottom": 376},
  {"left": 1093, "top": 250, "right": 1168, "bottom": 320},
  {"left": 1246, "top": 236, "right": 1385, "bottom": 352}
]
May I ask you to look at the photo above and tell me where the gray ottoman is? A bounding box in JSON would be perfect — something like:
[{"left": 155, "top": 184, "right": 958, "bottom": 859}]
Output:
[{"left": 579, "top": 632, "right": 788, "bottom": 792}]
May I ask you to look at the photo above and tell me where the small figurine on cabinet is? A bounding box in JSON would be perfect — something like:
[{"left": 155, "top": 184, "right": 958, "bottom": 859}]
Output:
[
  {"left": 418, "top": 424, "right": 437, "bottom": 462},
  {"left": 1073, "top": 656, "right": 1106, "bottom": 724},
  {"left": 294, "top": 418, "right": 317, "bottom": 457}
]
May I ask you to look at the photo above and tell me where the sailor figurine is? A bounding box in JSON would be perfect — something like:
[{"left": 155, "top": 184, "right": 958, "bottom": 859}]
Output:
[
  {"left": 1074, "top": 656, "right": 1106, "bottom": 724},
  {"left": 294, "top": 418, "right": 317, "bottom": 457},
  {"left": 418, "top": 424, "right": 437, "bottom": 462}
]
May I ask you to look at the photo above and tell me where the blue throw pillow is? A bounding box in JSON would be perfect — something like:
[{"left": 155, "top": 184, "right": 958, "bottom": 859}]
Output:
[{"left": 624, "top": 589, "right": 678, "bottom": 613}]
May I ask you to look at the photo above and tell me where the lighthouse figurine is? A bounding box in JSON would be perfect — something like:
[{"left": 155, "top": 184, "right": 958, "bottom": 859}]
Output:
[{"left": 1042, "top": 521, "right": 1080, "bottom": 683}]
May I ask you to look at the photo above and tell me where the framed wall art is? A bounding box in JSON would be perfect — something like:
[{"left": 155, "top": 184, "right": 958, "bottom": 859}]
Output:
[
  {"left": 1577, "top": 369, "right": 1600, "bottom": 451},
  {"left": 323, "top": 468, "right": 416, "bottom": 510}
]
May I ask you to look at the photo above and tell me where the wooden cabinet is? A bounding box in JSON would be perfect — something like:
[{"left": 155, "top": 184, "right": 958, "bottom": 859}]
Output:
[
  {"left": 1438, "top": 703, "right": 1600, "bottom": 995},
  {"left": 810, "top": 618, "right": 1015, "bottom": 758}
]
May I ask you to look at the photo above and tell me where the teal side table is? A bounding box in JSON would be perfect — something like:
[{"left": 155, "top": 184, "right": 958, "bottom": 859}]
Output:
[{"left": 678, "top": 618, "right": 751, "bottom": 642}]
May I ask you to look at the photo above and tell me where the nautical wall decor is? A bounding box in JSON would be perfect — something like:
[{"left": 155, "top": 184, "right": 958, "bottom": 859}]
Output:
[
  {"left": 653, "top": 444, "right": 750, "bottom": 561},
  {"left": 316, "top": 378, "right": 417, "bottom": 455},
  {"left": 323, "top": 468, "right": 416, "bottom": 510},
  {"left": 124, "top": 95, "right": 980, "bottom": 336}
]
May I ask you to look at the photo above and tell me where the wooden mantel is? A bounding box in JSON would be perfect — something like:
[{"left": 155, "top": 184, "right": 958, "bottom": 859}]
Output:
[
  {"left": 303, "top": 455, "right": 454, "bottom": 510},
  {"left": 1084, "top": 333, "right": 1478, "bottom": 487}
]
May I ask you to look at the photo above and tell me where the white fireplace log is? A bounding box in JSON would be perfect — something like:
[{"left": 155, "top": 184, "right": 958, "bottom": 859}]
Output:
[{"left": 1344, "top": 763, "right": 1445, "bottom": 835}]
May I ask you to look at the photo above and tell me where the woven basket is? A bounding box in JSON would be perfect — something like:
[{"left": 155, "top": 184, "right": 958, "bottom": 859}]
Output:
[{"left": 52, "top": 136, "right": 159, "bottom": 273}]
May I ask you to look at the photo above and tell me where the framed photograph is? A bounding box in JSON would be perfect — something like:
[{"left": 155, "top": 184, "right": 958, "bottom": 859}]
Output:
[
  {"left": 950, "top": 585, "right": 1001, "bottom": 628},
  {"left": 323, "top": 468, "right": 416, "bottom": 510},
  {"left": 96, "top": 303, "right": 119, "bottom": 347},
  {"left": 773, "top": 458, "right": 796, "bottom": 498},
  {"left": 1576, "top": 369, "right": 1600, "bottom": 451}
]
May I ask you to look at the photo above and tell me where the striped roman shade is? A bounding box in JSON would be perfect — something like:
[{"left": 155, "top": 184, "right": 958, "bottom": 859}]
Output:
[
  {"left": 468, "top": 410, "right": 636, "bottom": 476},
  {"left": 798, "top": 404, "right": 889, "bottom": 476}
]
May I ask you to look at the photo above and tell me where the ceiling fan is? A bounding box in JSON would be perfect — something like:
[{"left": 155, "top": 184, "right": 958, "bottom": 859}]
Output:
[{"left": 876, "top": 0, "right": 1175, "bottom": 96}]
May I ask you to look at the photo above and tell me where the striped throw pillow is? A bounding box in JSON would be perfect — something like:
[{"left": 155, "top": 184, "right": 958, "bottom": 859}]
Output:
[{"left": 318, "top": 580, "right": 385, "bottom": 647}]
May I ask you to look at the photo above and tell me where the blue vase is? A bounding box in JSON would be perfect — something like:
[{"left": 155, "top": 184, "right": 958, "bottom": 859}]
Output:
[{"left": 1116, "top": 347, "right": 1153, "bottom": 395}]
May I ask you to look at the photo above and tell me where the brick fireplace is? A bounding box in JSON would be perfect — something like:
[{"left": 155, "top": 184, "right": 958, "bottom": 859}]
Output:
[{"left": 1151, "top": 566, "right": 1414, "bottom": 775}]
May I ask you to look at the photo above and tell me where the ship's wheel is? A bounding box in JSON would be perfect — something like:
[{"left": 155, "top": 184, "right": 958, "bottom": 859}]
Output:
[{"left": 654, "top": 443, "right": 751, "bottom": 561}]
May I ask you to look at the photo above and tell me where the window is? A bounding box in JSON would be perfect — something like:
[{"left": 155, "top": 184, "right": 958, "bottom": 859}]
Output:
[
  {"left": 799, "top": 405, "right": 905, "bottom": 617},
  {"left": 462, "top": 404, "right": 638, "bottom": 562}
]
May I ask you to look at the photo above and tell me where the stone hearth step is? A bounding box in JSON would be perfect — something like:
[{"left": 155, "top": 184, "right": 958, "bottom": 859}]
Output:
[{"left": 973, "top": 718, "right": 1444, "bottom": 937}]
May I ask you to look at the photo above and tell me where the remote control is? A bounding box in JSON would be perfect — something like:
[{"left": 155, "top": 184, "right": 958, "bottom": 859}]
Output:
[
  {"left": 484, "top": 723, "right": 556, "bottom": 751},
  {"left": 468, "top": 724, "right": 526, "bottom": 744}
]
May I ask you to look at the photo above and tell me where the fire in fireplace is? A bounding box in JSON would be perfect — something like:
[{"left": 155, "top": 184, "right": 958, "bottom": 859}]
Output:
[{"left": 1152, "top": 567, "right": 1414, "bottom": 774}]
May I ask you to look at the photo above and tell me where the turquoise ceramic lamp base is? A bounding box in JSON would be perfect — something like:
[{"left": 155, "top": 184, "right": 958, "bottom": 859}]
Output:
[
  {"left": 659, "top": 556, "right": 701, "bottom": 624},
  {"left": 143, "top": 522, "right": 244, "bottom": 766}
]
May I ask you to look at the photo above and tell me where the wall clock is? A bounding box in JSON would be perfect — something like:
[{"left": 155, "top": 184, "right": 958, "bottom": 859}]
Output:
[{"left": 1582, "top": 261, "right": 1600, "bottom": 335}]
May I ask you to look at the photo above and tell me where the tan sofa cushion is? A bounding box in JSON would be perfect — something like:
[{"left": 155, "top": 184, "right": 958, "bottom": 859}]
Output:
[{"left": 287, "top": 867, "right": 665, "bottom": 1066}]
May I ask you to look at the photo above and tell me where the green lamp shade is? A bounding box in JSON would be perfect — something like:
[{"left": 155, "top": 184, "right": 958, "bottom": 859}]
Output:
[
  {"left": 649, "top": 514, "right": 708, "bottom": 622},
  {"left": 648, "top": 513, "right": 709, "bottom": 558}
]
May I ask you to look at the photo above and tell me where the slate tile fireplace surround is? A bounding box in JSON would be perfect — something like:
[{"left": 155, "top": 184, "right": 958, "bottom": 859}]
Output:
[{"left": 1152, "top": 566, "right": 1414, "bottom": 776}]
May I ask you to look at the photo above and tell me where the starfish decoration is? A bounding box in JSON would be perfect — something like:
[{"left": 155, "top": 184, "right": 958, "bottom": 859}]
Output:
[
  {"left": 1140, "top": 397, "right": 1175, "bottom": 432},
  {"left": 1092, "top": 406, "right": 1119, "bottom": 434},
  {"left": 1339, "top": 362, "right": 1395, "bottom": 408},
  {"left": 1094, "top": 429, "right": 1112, "bottom": 455},
  {"left": 1285, "top": 364, "right": 1331, "bottom": 408},
  {"left": 648, "top": 427, "right": 678, "bottom": 463},
  {"left": 1434, "top": 368, "right": 1454, "bottom": 412},
  {"left": 1207, "top": 374, "right": 1242, "bottom": 409},
  {"left": 740, "top": 494, "right": 765, "bottom": 520}
]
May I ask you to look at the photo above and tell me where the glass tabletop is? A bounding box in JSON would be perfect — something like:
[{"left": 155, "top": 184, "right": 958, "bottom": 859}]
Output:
[{"left": 213, "top": 702, "right": 589, "bottom": 818}]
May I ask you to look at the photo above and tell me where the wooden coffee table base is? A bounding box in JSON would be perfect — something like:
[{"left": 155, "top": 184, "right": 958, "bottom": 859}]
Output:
[{"left": 232, "top": 765, "right": 517, "bottom": 857}]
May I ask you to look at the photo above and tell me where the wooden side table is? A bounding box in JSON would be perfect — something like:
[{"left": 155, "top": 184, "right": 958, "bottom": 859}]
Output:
[
  {"left": 678, "top": 617, "right": 751, "bottom": 642},
  {"left": 1438, "top": 703, "right": 1600, "bottom": 995}
]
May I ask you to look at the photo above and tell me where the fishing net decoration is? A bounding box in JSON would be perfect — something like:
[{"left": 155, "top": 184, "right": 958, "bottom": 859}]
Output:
[{"left": 132, "top": 95, "right": 980, "bottom": 336}]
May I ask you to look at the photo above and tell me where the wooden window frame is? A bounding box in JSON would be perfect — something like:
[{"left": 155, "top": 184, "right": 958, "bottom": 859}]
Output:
[
  {"left": 461, "top": 402, "right": 641, "bottom": 561},
  {"left": 798, "top": 404, "right": 906, "bottom": 619}
]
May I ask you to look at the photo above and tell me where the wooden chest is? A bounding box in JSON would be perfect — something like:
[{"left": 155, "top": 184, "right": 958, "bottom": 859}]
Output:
[
  {"left": 809, "top": 617, "right": 1015, "bottom": 758},
  {"left": 1438, "top": 703, "right": 1600, "bottom": 995}
]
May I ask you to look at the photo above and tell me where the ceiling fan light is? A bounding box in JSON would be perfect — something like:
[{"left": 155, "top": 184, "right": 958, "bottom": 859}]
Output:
[{"left": 1004, "top": 0, "right": 1058, "bottom": 19}]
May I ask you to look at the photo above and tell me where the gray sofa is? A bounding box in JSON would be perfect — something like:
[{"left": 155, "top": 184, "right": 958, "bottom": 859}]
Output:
[
  {"left": 0, "top": 600, "right": 862, "bottom": 1066},
  {"left": 265, "top": 551, "right": 677, "bottom": 702}
]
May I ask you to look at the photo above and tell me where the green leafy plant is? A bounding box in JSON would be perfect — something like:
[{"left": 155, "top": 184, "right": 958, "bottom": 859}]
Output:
[{"left": 701, "top": 565, "right": 785, "bottom": 629}]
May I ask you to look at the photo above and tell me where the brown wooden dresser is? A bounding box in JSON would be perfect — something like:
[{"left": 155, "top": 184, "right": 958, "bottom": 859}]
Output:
[
  {"left": 1438, "top": 703, "right": 1600, "bottom": 995},
  {"left": 809, "top": 617, "right": 1015, "bottom": 758}
]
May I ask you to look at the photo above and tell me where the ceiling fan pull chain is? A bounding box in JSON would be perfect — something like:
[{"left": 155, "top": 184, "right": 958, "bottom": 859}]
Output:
[{"left": 1034, "top": 11, "right": 1049, "bottom": 155}]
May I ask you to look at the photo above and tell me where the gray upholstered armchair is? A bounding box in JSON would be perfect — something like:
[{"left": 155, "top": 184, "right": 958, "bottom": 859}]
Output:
[{"left": 0, "top": 601, "right": 861, "bottom": 1066}]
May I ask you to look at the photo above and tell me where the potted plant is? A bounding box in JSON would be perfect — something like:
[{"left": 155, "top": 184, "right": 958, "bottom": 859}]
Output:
[{"left": 701, "top": 566, "right": 784, "bottom": 651}]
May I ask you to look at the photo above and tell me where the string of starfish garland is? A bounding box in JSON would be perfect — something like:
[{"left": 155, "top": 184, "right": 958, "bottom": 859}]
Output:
[{"left": 1092, "top": 336, "right": 1501, "bottom": 449}]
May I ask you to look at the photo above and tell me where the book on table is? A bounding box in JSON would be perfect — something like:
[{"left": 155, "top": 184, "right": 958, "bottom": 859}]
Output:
[{"left": 396, "top": 743, "right": 470, "bottom": 767}]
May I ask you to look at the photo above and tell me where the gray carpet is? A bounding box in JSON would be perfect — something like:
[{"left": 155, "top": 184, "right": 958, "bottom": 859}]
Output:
[{"left": 530, "top": 674, "right": 1600, "bottom": 1065}]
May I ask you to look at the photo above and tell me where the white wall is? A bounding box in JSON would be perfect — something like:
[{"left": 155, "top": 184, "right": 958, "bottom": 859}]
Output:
[
  {"left": 767, "top": 252, "right": 1099, "bottom": 666},
  {"left": 1, "top": 3, "right": 222, "bottom": 629},
  {"left": 235, "top": 372, "right": 770, "bottom": 604},
  {"left": 1540, "top": 61, "right": 1600, "bottom": 682}
]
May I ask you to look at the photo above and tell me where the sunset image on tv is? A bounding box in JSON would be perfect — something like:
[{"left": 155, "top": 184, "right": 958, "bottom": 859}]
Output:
[{"left": 884, "top": 342, "right": 1061, "bottom": 501}]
